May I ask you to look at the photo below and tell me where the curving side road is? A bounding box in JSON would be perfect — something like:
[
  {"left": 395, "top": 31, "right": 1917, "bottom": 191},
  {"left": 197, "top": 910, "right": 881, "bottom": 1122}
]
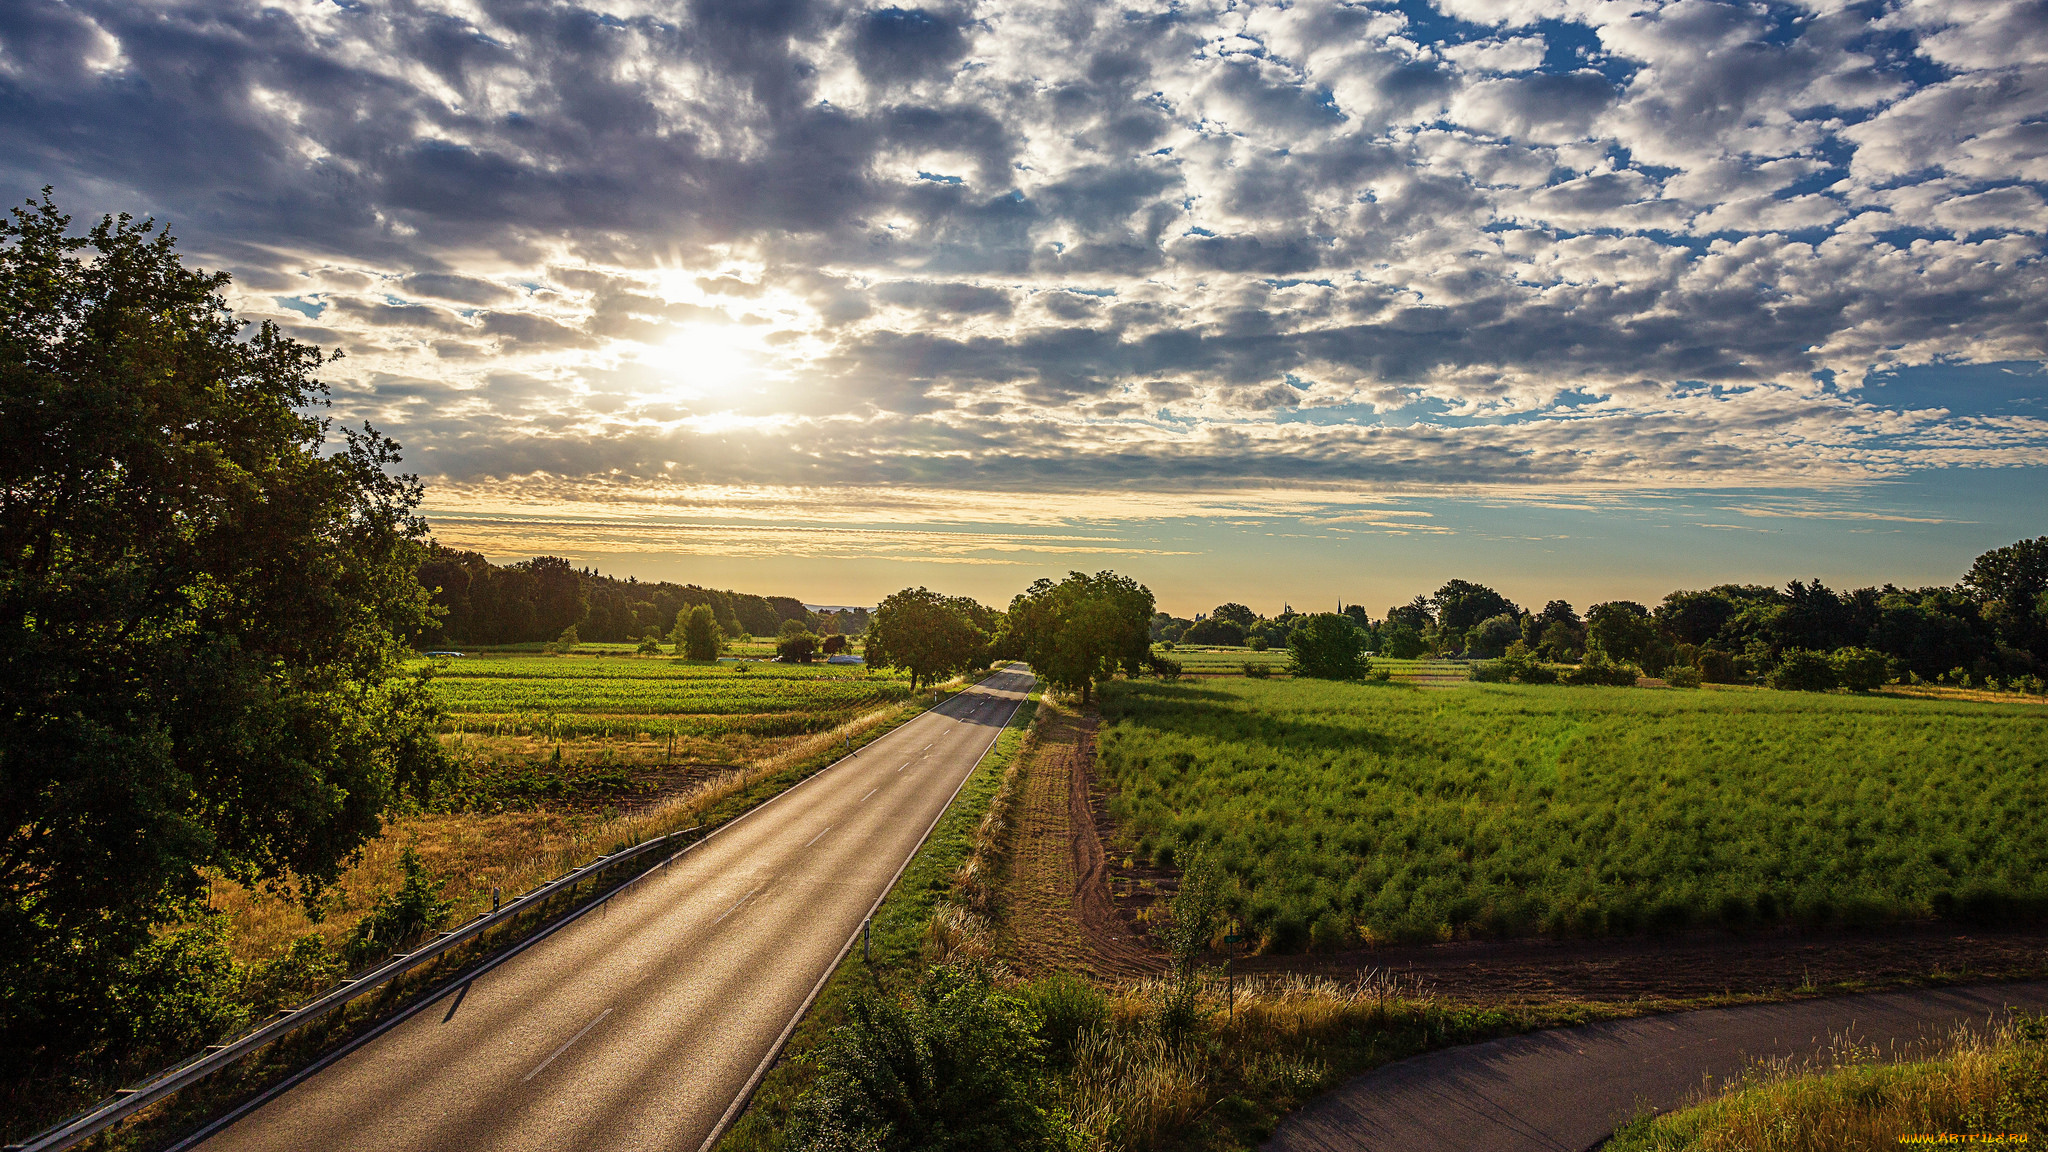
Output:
[
  {"left": 1268, "top": 981, "right": 2048, "bottom": 1152},
  {"left": 190, "top": 666, "right": 1035, "bottom": 1152}
]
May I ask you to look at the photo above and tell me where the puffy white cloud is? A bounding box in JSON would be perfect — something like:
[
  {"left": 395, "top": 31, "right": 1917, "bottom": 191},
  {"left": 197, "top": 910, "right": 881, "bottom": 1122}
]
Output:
[{"left": 1, "top": 0, "right": 2041, "bottom": 505}]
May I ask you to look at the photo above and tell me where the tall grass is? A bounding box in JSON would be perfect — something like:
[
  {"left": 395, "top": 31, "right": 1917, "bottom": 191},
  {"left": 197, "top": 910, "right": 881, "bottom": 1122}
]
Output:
[
  {"left": 1097, "top": 679, "right": 2048, "bottom": 949},
  {"left": 1607, "top": 1015, "right": 2048, "bottom": 1150}
]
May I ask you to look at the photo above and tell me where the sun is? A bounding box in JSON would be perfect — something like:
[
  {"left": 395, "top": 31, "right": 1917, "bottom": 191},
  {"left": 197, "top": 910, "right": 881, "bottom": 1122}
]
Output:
[{"left": 639, "top": 323, "right": 762, "bottom": 397}]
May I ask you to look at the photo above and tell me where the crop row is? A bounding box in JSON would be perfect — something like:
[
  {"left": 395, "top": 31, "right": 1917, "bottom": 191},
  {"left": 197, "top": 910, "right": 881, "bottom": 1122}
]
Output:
[
  {"left": 1096, "top": 678, "right": 2048, "bottom": 949},
  {"left": 433, "top": 675, "right": 909, "bottom": 716}
]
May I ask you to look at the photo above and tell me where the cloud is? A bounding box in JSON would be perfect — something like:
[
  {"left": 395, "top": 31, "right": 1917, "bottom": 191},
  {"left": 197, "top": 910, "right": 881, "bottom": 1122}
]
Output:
[{"left": 0, "top": 0, "right": 2040, "bottom": 509}]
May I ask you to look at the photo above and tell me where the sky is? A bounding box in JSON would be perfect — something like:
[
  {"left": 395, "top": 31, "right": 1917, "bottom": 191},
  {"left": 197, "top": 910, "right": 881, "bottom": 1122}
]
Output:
[{"left": 4, "top": 0, "right": 2045, "bottom": 617}]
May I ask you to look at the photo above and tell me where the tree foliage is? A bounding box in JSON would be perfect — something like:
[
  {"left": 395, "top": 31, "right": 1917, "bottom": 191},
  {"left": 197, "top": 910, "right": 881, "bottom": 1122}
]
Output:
[
  {"left": 865, "top": 587, "right": 991, "bottom": 690},
  {"left": 1286, "top": 612, "right": 1372, "bottom": 679},
  {"left": 1005, "top": 571, "right": 1154, "bottom": 703},
  {"left": 677, "top": 603, "right": 723, "bottom": 660},
  {"left": 0, "top": 191, "right": 447, "bottom": 1069}
]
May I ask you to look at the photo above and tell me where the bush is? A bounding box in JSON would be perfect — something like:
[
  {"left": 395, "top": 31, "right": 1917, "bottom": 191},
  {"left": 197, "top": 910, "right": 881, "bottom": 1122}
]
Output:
[
  {"left": 1468, "top": 660, "right": 1513, "bottom": 683},
  {"left": 1563, "top": 648, "right": 1640, "bottom": 686},
  {"left": 246, "top": 933, "right": 345, "bottom": 1017},
  {"left": 1242, "top": 661, "right": 1272, "bottom": 679},
  {"left": 1018, "top": 972, "right": 1107, "bottom": 1063},
  {"left": 778, "top": 631, "right": 820, "bottom": 663},
  {"left": 1247, "top": 636, "right": 1269, "bottom": 652},
  {"left": 1148, "top": 652, "right": 1183, "bottom": 681},
  {"left": 102, "top": 913, "right": 251, "bottom": 1068},
  {"left": 1695, "top": 648, "right": 1741, "bottom": 683},
  {"left": 1768, "top": 648, "right": 1840, "bottom": 692},
  {"left": 341, "top": 846, "right": 453, "bottom": 968},
  {"left": 1663, "top": 664, "right": 1703, "bottom": 688},
  {"left": 791, "top": 963, "right": 1057, "bottom": 1152},
  {"left": 1830, "top": 646, "right": 1890, "bottom": 692}
]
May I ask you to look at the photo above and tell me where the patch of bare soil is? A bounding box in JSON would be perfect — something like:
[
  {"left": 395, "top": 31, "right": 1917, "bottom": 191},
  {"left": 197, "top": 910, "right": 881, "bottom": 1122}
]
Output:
[
  {"left": 1006, "top": 702, "right": 1162, "bottom": 977},
  {"left": 1232, "top": 924, "right": 2048, "bottom": 1007}
]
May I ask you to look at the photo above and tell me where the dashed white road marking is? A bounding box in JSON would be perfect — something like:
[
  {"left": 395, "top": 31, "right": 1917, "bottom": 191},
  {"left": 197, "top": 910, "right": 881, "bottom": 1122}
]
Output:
[
  {"left": 523, "top": 1008, "right": 612, "bottom": 1083},
  {"left": 714, "top": 885, "right": 763, "bottom": 924},
  {"left": 804, "top": 825, "right": 834, "bottom": 848}
]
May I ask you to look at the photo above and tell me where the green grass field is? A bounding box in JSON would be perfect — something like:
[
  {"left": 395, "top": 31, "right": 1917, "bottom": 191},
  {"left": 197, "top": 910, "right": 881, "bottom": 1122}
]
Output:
[
  {"left": 1097, "top": 678, "right": 2048, "bottom": 950},
  {"left": 1161, "top": 645, "right": 1470, "bottom": 682},
  {"left": 423, "top": 654, "right": 910, "bottom": 740}
]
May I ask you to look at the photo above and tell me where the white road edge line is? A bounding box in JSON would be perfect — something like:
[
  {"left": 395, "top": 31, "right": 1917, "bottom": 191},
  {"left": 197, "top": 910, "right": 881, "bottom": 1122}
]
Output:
[
  {"left": 697, "top": 667, "right": 1031, "bottom": 1152},
  {"left": 804, "top": 825, "right": 834, "bottom": 848},
  {"left": 714, "top": 885, "right": 762, "bottom": 925},
  {"left": 523, "top": 1008, "right": 612, "bottom": 1083}
]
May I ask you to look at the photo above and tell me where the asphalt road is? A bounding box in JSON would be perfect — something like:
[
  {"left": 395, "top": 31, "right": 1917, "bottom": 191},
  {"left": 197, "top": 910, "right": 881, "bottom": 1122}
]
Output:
[
  {"left": 193, "top": 666, "right": 1035, "bottom": 1152},
  {"left": 1267, "top": 980, "right": 2048, "bottom": 1152}
]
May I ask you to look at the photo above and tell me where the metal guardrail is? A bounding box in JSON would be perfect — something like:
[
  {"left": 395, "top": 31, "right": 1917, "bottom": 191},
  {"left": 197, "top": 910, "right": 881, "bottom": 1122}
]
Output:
[{"left": 8, "top": 825, "right": 701, "bottom": 1152}]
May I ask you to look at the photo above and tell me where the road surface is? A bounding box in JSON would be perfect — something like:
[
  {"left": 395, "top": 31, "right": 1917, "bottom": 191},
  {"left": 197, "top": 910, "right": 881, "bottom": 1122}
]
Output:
[
  {"left": 1267, "top": 980, "right": 2048, "bottom": 1152},
  {"left": 192, "top": 666, "right": 1034, "bottom": 1152}
]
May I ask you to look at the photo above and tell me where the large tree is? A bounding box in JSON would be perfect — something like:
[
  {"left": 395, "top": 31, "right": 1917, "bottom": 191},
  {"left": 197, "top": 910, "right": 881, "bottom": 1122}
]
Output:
[
  {"left": 1431, "top": 580, "right": 1520, "bottom": 632},
  {"left": 1005, "top": 571, "right": 1154, "bottom": 703},
  {"left": 865, "top": 587, "right": 990, "bottom": 690},
  {"left": 1286, "top": 613, "right": 1371, "bottom": 679},
  {"left": 0, "top": 193, "right": 447, "bottom": 1065}
]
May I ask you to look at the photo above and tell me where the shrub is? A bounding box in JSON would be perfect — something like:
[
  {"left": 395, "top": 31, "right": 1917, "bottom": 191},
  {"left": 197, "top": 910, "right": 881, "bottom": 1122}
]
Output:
[
  {"left": 636, "top": 636, "right": 663, "bottom": 655},
  {"left": 1149, "top": 653, "right": 1184, "bottom": 681},
  {"left": 341, "top": 846, "right": 453, "bottom": 968},
  {"left": 1247, "top": 636, "right": 1269, "bottom": 652},
  {"left": 1829, "top": 646, "right": 1890, "bottom": 692},
  {"left": 790, "top": 963, "right": 1056, "bottom": 1152},
  {"left": 1242, "top": 662, "right": 1272, "bottom": 679},
  {"left": 1468, "top": 660, "right": 1513, "bottom": 683},
  {"left": 1563, "top": 648, "right": 1640, "bottom": 686},
  {"left": 1156, "top": 640, "right": 1175, "bottom": 651},
  {"left": 1768, "top": 648, "right": 1839, "bottom": 692},
  {"left": 1019, "top": 972, "right": 1107, "bottom": 1063},
  {"left": 1695, "top": 648, "right": 1741, "bottom": 683},
  {"left": 102, "top": 913, "right": 251, "bottom": 1069},
  {"left": 246, "top": 933, "right": 345, "bottom": 1017},
  {"left": 1663, "top": 664, "right": 1703, "bottom": 689},
  {"left": 556, "top": 624, "right": 579, "bottom": 651}
]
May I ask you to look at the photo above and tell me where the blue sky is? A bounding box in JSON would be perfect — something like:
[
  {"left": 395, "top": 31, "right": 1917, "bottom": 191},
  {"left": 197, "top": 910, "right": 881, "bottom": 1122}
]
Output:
[{"left": 3, "top": 0, "right": 2044, "bottom": 612}]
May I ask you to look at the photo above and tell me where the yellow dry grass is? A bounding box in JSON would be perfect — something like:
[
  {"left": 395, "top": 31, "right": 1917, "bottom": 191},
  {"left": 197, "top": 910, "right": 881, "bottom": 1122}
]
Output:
[
  {"left": 1607, "top": 1016, "right": 2048, "bottom": 1150},
  {"left": 208, "top": 687, "right": 954, "bottom": 966}
]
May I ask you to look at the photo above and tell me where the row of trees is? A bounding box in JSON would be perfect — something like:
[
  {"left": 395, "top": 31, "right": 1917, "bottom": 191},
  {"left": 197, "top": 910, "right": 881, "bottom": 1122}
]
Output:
[
  {"left": 417, "top": 545, "right": 866, "bottom": 646},
  {"left": 858, "top": 573, "right": 1158, "bottom": 701},
  {"left": 1150, "top": 539, "right": 2048, "bottom": 688}
]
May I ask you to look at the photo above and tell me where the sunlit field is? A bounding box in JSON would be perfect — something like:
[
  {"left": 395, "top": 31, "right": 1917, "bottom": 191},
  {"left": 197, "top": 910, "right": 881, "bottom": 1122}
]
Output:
[
  {"left": 426, "top": 654, "right": 909, "bottom": 739},
  {"left": 1097, "top": 678, "right": 2048, "bottom": 950}
]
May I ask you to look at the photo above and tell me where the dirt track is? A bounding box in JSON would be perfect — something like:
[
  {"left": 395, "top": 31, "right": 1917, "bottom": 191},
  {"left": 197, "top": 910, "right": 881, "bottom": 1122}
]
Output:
[{"left": 1006, "top": 702, "right": 1160, "bottom": 977}]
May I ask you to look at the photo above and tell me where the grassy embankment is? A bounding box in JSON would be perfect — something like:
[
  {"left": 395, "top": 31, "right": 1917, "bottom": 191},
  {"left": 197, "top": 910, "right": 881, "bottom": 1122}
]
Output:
[
  {"left": 1096, "top": 677, "right": 2048, "bottom": 951},
  {"left": 1607, "top": 1015, "right": 2048, "bottom": 1150}
]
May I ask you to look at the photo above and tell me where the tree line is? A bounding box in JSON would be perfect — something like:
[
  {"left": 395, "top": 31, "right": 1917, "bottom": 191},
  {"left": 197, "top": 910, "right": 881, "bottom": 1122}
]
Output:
[
  {"left": 1152, "top": 538, "right": 2048, "bottom": 691},
  {"left": 417, "top": 546, "right": 868, "bottom": 646}
]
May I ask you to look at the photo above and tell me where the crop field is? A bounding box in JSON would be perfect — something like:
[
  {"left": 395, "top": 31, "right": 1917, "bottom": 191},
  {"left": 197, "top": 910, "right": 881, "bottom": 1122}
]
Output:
[
  {"left": 1096, "top": 678, "right": 2048, "bottom": 950},
  {"left": 427, "top": 656, "right": 908, "bottom": 739}
]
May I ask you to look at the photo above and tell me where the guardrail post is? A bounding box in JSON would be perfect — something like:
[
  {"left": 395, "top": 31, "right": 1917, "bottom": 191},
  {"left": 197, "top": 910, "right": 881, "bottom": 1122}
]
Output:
[{"left": 861, "top": 916, "right": 872, "bottom": 964}]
